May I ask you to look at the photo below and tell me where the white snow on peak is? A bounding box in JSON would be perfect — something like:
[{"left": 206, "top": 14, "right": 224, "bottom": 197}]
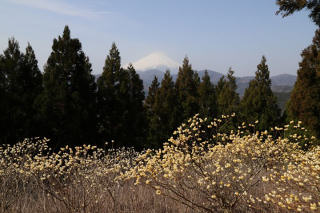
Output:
[{"left": 131, "top": 52, "right": 180, "bottom": 72}]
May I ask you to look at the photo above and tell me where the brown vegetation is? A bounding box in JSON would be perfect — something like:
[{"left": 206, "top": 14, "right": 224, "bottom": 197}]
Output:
[{"left": 0, "top": 115, "right": 319, "bottom": 212}]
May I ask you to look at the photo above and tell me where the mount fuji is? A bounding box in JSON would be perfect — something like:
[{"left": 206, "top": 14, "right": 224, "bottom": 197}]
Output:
[{"left": 130, "top": 52, "right": 180, "bottom": 73}]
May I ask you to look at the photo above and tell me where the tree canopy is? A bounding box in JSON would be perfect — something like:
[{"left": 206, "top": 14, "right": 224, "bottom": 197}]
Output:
[
  {"left": 276, "top": 0, "right": 320, "bottom": 26},
  {"left": 241, "top": 56, "right": 281, "bottom": 130},
  {"left": 175, "top": 57, "right": 200, "bottom": 122},
  {"left": 287, "top": 29, "right": 320, "bottom": 137},
  {"left": 198, "top": 70, "right": 217, "bottom": 118},
  {"left": 216, "top": 68, "right": 240, "bottom": 116},
  {"left": 97, "top": 43, "right": 146, "bottom": 148},
  {"left": 0, "top": 38, "right": 42, "bottom": 145},
  {"left": 37, "top": 26, "right": 97, "bottom": 148}
]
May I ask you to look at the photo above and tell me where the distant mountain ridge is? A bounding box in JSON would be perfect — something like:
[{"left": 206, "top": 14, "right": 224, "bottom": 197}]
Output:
[
  {"left": 138, "top": 69, "right": 296, "bottom": 112},
  {"left": 95, "top": 69, "right": 296, "bottom": 95},
  {"left": 136, "top": 69, "right": 296, "bottom": 96},
  {"left": 94, "top": 69, "right": 296, "bottom": 111}
]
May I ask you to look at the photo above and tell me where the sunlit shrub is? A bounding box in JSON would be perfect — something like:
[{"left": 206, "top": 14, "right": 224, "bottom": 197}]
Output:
[
  {"left": 0, "top": 138, "right": 140, "bottom": 212},
  {"left": 124, "top": 114, "right": 320, "bottom": 212},
  {"left": 283, "top": 120, "right": 320, "bottom": 150},
  {"left": 0, "top": 115, "right": 319, "bottom": 212}
]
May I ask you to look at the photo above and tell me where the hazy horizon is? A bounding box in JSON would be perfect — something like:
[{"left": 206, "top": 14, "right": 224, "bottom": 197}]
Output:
[{"left": 0, "top": 0, "right": 317, "bottom": 76}]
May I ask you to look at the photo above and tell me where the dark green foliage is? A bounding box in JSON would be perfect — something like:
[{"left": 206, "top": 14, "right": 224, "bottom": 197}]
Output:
[
  {"left": 145, "top": 71, "right": 182, "bottom": 148},
  {"left": 276, "top": 0, "right": 320, "bottom": 26},
  {"left": 216, "top": 68, "right": 240, "bottom": 116},
  {"left": 175, "top": 57, "right": 200, "bottom": 122},
  {"left": 97, "top": 43, "right": 122, "bottom": 147},
  {"left": 97, "top": 44, "right": 146, "bottom": 148},
  {"left": 215, "top": 76, "right": 226, "bottom": 98},
  {"left": 287, "top": 29, "right": 320, "bottom": 137},
  {"left": 155, "top": 71, "right": 179, "bottom": 147},
  {"left": 1, "top": 25, "right": 318, "bottom": 149},
  {"left": 274, "top": 91, "right": 291, "bottom": 113},
  {"left": 0, "top": 38, "right": 43, "bottom": 145},
  {"left": 97, "top": 43, "right": 120, "bottom": 146},
  {"left": 198, "top": 70, "right": 217, "bottom": 118},
  {"left": 121, "top": 64, "right": 147, "bottom": 148},
  {"left": 241, "top": 56, "right": 281, "bottom": 131},
  {"left": 145, "top": 76, "right": 160, "bottom": 112},
  {"left": 0, "top": 56, "right": 6, "bottom": 120},
  {"left": 145, "top": 76, "right": 161, "bottom": 148},
  {"left": 283, "top": 121, "right": 319, "bottom": 150},
  {"left": 0, "top": 38, "right": 22, "bottom": 144},
  {"left": 16, "top": 43, "right": 43, "bottom": 138},
  {"left": 37, "top": 26, "right": 97, "bottom": 148},
  {"left": 145, "top": 72, "right": 179, "bottom": 148}
]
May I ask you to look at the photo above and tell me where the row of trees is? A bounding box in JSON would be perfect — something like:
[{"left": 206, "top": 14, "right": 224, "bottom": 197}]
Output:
[
  {"left": 0, "top": 26, "right": 146, "bottom": 149},
  {"left": 0, "top": 23, "right": 319, "bottom": 148},
  {"left": 145, "top": 56, "right": 281, "bottom": 147}
]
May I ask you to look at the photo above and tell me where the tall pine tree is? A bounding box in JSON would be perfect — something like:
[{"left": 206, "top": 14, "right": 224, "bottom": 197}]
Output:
[
  {"left": 16, "top": 43, "right": 43, "bottom": 138},
  {"left": 287, "top": 29, "right": 320, "bottom": 137},
  {"left": 198, "top": 70, "right": 217, "bottom": 118},
  {"left": 0, "top": 38, "right": 22, "bottom": 144},
  {"left": 216, "top": 68, "right": 240, "bottom": 116},
  {"left": 97, "top": 44, "right": 146, "bottom": 148},
  {"left": 37, "top": 26, "right": 97, "bottom": 148},
  {"left": 123, "top": 64, "right": 146, "bottom": 148},
  {"left": 156, "top": 71, "right": 179, "bottom": 147},
  {"left": 97, "top": 43, "right": 120, "bottom": 146},
  {"left": 145, "top": 71, "right": 179, "bottom": 148},
  {"left": 215, "top": 76, "right": 226, "bottom": 99},
  {"left": 145, "top": 76, "right": 160, "bottom": 112},
  {"left": 175, "top": 57, "right": 200, "bottom": 122},
  {"left": 0, "top": 39, "right": 42, "bottom": 144},
  {"left": 241, "top": 56, "right": 280, "bottom": 130},
  {"left": 145, "top": 76, "right": 161, "bottom": 148}
]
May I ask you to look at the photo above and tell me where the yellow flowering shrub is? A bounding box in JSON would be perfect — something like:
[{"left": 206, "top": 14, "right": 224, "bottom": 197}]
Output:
[
  {"left": 0, "top": 114, "right": 319, "bottom": 212},
  {"left": 124, "top": 114, "right": 320, "bottom": 212},
  {"left": 0, "top": 138, "right": 140, "bottom": 212}
]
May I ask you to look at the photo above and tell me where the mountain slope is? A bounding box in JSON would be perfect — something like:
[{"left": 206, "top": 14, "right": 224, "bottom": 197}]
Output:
[
  {"left": 95, "top": 69, "right": 296, "bottom": 112},
  {"left": 130, "top": 52, "right": 180, "bottom": 72}
]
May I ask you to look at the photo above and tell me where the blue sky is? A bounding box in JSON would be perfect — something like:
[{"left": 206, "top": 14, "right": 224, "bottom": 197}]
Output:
[{"left": 0, "top": 0, "right": 317, "bottom": 76}]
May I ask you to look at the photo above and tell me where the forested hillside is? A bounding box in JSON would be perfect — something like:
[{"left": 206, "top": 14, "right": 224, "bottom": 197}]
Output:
[
  {"left": 1, "top": 1, "right": 320, "bottom": 212},
  {"left": 0, "top": 25, "right": 316, "bottom": 148}
]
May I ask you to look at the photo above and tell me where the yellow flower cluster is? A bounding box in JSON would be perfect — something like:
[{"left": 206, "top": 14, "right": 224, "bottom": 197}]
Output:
[
  {"left": 124, "top": 114, "right": 320, "bottom": 212},
  {"left": 0, "top": 114, "right": 319, "bottom": 212},
  {"left": 0, "top": 138, "right": 140, "bottom": 212}
]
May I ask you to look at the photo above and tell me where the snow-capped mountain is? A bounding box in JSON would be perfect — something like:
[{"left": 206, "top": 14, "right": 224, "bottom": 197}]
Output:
[{"left": 130, "top": 52, "right": 180, "bottom": 73}]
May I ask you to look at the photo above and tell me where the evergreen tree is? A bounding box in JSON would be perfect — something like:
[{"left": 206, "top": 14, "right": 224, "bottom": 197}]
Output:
[
  {"left": 198, "top": 70, "right": 217, "bottom": 118},
  {"left": 0, "top": 38, "right": 22, "bottom": 144},
  {"left": 145, "top": 76, "right": 161, "bottom": 148},
  {"left": 0, "top": 39, "right": 43, "bottom": 144},
  {"left": 175, "top": 57, "right": 200, "bottom": 122},
  {"left": 97, "top": 43, "right": 120, "bottom": 146},
  {"left": 97, "top": 43, "right": 146, "bottom": 148},
  {"left": 16, "top": 43, "right": 43, "bottom": 138},
  {"left": 0, "top": 54, "right": 6, "bottom": 109},
  {"left": 123, "top": 64, "right": 146, "bottom": 148},
  {"left": 215, "top": 76, "right": 226, "bottom": 98},
  {"left": 145, "top": 71, "right": 179, "bottom": 148},
  {"left": 217, "top": 68, "right": 240, "bottom": 116},
  {"left": 156, "top": 71, "right": 179, "bottom": 147},
  {"left": 145, "top": 76, "right": 160, "bottom": 111},
  {"left": 276, "top": 0, "right": 320, "bottom": 26},
  {"left": 287, "top": 29, "right": 320, "bottom": 137},
  {"left": 37, "top": 26, "right": 97, "bottom": 148},
  {"left": 241, "top": 56, "right": 280, "bottom": 130}
]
